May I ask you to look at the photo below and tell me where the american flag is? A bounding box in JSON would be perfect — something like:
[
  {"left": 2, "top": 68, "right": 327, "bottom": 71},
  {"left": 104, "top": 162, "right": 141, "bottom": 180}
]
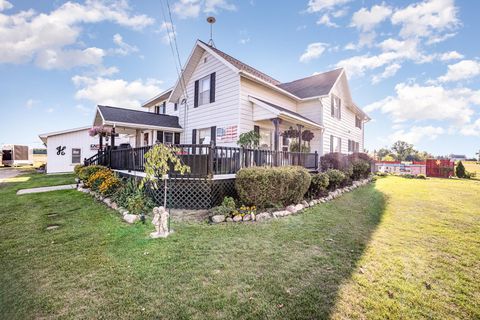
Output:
[{"left": 217, "top": 125, "right": 238, "bottom": 142}]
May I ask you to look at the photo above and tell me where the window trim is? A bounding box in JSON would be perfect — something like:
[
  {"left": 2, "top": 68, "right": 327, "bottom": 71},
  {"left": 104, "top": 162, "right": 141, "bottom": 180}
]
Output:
[
  {"left": 355, "top": 115, "right": 362, "bottom": 129},
  {"left": 331, "top": 95, "right": 341, "bottom": 120},
  {"left": 330, "top": 135, "right": 341, "bottom": 153},
  {"left": 197, "top": 127, "right": 211, "bottom": 144},
  {"left": 198, "top": 75, "right": 211, "bottom": 107},
  {"left": 71, "top": 148, "right": 81, "bottom": 164}
]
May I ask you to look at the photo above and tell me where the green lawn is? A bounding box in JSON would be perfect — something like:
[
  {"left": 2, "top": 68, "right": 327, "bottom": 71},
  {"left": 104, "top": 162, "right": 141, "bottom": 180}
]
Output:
[
  {"left": 1, "top": 173, "right": 479, "bottom": 319},
  {"left": 463, "top": 161, "right": 480, "bottom": 180}
]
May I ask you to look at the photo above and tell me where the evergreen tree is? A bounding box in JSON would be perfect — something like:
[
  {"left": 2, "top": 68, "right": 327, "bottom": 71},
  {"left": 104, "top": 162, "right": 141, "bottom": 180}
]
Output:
[{"left": 456, "top": 161, "right": 466, "bottom": 178}]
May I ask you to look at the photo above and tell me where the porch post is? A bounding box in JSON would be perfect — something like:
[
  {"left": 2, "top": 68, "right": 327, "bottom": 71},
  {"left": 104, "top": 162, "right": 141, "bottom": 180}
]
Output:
[
  {"left": 297, "top": 124, "right": 303, "bottom": 166},
  {"left": 99, "top": 135, "right": 103, "bottom": 151},
  {"left": 111, "top": 126, "right": 116, "bottom": 149},
  {"left": 272, "top": 118, "right": 280, "bottom": 167}
]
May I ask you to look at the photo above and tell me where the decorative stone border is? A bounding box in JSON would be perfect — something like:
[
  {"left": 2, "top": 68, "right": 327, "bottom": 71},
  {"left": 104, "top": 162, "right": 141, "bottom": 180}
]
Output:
[
  {"left": 210, "top": 177, "right": 373, "bottom": 224},
  {"left": 76, "top": 183, "right": 140, "bottom": 224}
]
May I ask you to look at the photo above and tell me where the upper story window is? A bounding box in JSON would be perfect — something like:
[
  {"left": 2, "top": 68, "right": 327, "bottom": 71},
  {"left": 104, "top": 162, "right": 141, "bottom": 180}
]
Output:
[
  {"left": 161, "top": 102, "right": 166, "bottom": 114},
  {"left": 194, "top": 72, "right": 216, "bottom": 107},
  {"left": 331, "top": 95, "right": 341, "bottom": 120},
  {"left": 199, "top": 75, "right": 210, "bottom": 106},
  {"left": 154, "top": 105, "right": 160, "bottom": 114},
  {"left": 355, "top": 115, "right": 362, "bottom": 129}
]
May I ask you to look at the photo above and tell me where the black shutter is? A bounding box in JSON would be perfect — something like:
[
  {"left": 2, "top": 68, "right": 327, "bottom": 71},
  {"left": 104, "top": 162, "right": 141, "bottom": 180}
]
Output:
[
  {"left": 157, "top": 131, "right": 164, "bottom": 143},
  {"left": 174, "top": 103, "right": 178, "bottom": 111},
  {"left": 192, "top": 129, "right": 197, "bottom": 144},
  {"left": 254, "top": 125, "right": 260, "bottom": 135},
  {"left": 210, "top": 72, "right": 216, "bottom": 103},
  {"left": 211, "top": 126, "right": 216, "bottom": 145},
  {"left": 330, "top": 135, "right": 333, "bottom": 153},
  {"left": 331, "top": 96, "right": 334, "bottom": 117},
  {"left": 194, "top": 80, "right": 199, "bottom": 108},
  {"left": 338, "top": 98, "right": 341, "bottom": 120},
  {"left": 174, "top": 132, "right": 180, "bottom": 145}
]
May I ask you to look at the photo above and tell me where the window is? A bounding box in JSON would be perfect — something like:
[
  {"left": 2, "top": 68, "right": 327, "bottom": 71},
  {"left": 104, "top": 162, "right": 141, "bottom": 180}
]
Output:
[
  {"left": 198, "top": 75, "right": 211, "bottom": 106},
  {"left": 331, "top": 95, "right": 341, "bottom": 119},
  {"left": 143, "top": 133, "right": 149, "bottom": 146},
  {"left": 259, "top": 128, "right": 272, "bottom": 150},
  {"left": 330, "top": 135, "right": 341, "bottom": 153},
  {"left": 72, "top": 148, "right": 81, "bottom": 164},
  {"left": 161, "top": 102, "right": 166, "bottom": 114},
  {"left": 348, "top": 140, "right": 360, "bottom": 153},
  {"left": 164, "top": 132, "right": 173, "bottom": 145},
  {"left": 355, "top": 116, "right": 362, "bottom": 129},
  {"left": 154, "top": 105, "right": 160, "bottom": 114},
  {"left": 197, "top": 128, "right": 211, "bottom": 144}
]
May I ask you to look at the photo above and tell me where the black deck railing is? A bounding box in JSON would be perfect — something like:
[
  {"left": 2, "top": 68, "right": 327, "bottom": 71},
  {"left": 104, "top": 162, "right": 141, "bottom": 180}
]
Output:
[{"left": 84, "top": 144, "right": 319, "bottom": 178}]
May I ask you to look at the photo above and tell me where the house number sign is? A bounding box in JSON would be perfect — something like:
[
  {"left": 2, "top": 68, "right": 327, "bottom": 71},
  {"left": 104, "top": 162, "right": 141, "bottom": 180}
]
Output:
[{"left": 56, "top": 146, "right": 66, "bottom": 155}]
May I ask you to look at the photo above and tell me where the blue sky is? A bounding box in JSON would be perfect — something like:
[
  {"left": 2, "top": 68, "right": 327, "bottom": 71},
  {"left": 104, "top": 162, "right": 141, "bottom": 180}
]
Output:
[{"left": 0, "top": 0, "right": 479, "bottom": 157}]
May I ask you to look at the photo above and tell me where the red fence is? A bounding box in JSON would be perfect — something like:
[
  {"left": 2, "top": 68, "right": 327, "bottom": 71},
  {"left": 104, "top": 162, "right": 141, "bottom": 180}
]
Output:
[{"left": 426, "top": 159, "right": 454, "bottom": 178}]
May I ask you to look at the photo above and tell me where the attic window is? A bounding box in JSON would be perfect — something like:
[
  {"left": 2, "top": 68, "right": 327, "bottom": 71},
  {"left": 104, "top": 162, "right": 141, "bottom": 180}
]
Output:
[{"left": 204, "top": 57, "right": 208, "bottom": 63}]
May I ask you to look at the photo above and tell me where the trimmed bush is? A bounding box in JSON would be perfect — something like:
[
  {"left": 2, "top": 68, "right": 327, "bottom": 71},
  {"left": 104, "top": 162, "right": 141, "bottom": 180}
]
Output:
[
  {"left": 235, "top": 166, "right": 311, "bottom": 207},
  {"left": 351, "top": 160, "right": 371, "bottom": 180},
  {"left": 455, "top": 161, "right": 467, "bottom": 178},
  {"left": 325, "top": 169, "right": 346, "bottom": 190},
  {"left": 76, "top": 165, "right": 106, "bottom": 183},
  {"left": 416, "top": 174, "right": 427, "bottom": 179},
  {"left": 308, "top": 172, "right": 329, "bottom": 198}
]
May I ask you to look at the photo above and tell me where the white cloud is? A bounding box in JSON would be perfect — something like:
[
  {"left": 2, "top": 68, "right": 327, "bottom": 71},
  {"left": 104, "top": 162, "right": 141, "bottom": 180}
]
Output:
[
  {"left": 317, "top": 14, "right": 338, "bottom": 28},
  {"left": 351, "top": 3, "right": 392, "bottom": 32},
  {"left": 205, "top": 0, "right": 236, "bottom": 13},
  {"left": 75, "top": 104, "right": 94, "bottom": 116},
  {"left": 299, "top": 42, "right": 328, "bottom": 63},
  {"left": 45, "top": 108, "right": 54, "bottom": 113},
  {"left": 460, "top": 118, "right": 480, "bottom": 136},
  {"left": 0, "top": 0, "right": 12, "bottom": 11},
  {"left": 371, "top": 63, "right": 401, "bottom": 84},
  {"left": 111, "top": 33, "right": 138, "bottom": 56},
  {"left": 437, "top": 60, "right": 480, "bottom": 83},
  {"left": 364, "top": 83, "right": 479, "bottom": 125},
  {"left": 72, "top": 75, "right": 163, "bottom": 109},
  {"left": 306, "top": 0, "right": 351, "bottom": 13},
  {"left": 439, "top": 51, "right": 464, "bottom": 61},
  {"left": 157, "top": 22, "right": 176, "bottom": 45},
  {"left": 0, "top": 0, "right": 153, "bottom": 69},
  {"left": 239, "top": 37, "right": 250, "bottom": 45},
  {"left": 172, "top": 0, "right": 235, "bottom": 19},
  {"left": 389, "top": 125, "right": 445, "bottom": 144},
  {"left": 26, "top": 98, "right": 39, "bottom": 109},
  {"left": 391, "top": 0, "right": 459, "bottom": 43}
]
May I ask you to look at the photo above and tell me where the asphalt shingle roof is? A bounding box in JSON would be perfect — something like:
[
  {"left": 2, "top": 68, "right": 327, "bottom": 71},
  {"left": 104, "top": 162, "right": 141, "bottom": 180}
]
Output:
[
  {"left": 253, "top": 97, "right": 322, "bottom": 127},
  {"left": 98, "top": 105, "right": 182, "bottom": 129},
  {"left": 277, "top": 68, "right": 343, "bottom": 99}
]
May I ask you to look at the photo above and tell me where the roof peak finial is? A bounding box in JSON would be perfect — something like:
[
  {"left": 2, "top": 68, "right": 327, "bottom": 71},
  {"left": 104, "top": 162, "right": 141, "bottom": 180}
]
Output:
[{"left": 206, "top": 16, "right": 216, "bottom": 47}]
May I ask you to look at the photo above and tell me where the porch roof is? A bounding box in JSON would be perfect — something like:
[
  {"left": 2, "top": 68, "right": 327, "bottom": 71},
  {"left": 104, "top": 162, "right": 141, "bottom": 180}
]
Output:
[
  {"left": 249, "top": 96, "right": 323, "bottom": 130},
  {"left": 95, "top": 105, "right": 182, "bottom": 131}
]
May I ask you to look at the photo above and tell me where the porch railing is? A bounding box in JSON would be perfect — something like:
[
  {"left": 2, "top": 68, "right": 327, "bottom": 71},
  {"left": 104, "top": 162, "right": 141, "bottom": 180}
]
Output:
[{"left": 85, "top": 144, "right": 319, "bottom": 178}]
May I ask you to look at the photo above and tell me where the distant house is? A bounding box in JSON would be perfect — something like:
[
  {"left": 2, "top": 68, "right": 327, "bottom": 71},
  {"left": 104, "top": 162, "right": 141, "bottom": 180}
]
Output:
[{"left": 449, "top": 154, "right": 466, "bottom": 161}]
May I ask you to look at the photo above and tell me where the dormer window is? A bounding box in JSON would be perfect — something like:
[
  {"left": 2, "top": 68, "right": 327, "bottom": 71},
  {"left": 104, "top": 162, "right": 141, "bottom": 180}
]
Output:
[
  {"left": 331, "top": 95, "right": 341, "bottom": 120},
  {"left": 154, "top": 105, "right": 160, "bottom": 114}
]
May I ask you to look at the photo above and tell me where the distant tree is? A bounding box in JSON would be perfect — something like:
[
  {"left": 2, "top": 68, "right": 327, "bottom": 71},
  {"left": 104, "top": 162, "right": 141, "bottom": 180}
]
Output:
[
  {"left": 377, "top": 147, "right": 391, "bottom": 159},
  {"left": 455, "top": 161, "right": 467, "bottom": 178},
  {"left": 382, "top": 154, "right": 396, "bottom": 161},
  {"left": 391, "top": 141, "right": 415, "bottom": 161}
]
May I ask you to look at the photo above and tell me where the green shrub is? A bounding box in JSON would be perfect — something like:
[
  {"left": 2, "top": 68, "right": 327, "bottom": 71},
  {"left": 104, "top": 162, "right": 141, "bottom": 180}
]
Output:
[
  {"left": 375, "top": 171, "right": 388, "bottom": 177},
  {"left": 87, "top": 167, "right": 120, "bottom": 195},
  {"left": 76, "top": 165, "right": 105, "bottom": 183},
  {"left": 455, "top": 161, "right": 467, "bottom": 178},
  {"left": 113, "top": 178, "right": 139, "bottom": 208},
  {"left": 403, "top": 174, "right": 415, "bottom": 179},
  {"left": 74, "top": 164, "right": 84, "bottom": 177},
  {"left": 350, "top": 160, "right": 371, "bottom": 180},
  {"left": 416, "top": 174, "right": 427, "bottom": 179},
  {"left": 210, "top": 196, "right": 237, "bottom": 217},
  {"left": 308, "top": 172, "right": 329, "bottom": 198},
  {"left": 325, "top": 169, "right": 346, "bottom": 190},
  {"left": 235, "top": 166, "right": 311, "bottom": 207}
]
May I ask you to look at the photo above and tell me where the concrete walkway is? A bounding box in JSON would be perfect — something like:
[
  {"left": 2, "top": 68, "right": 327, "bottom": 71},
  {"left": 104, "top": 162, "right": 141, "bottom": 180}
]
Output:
[
  {"left": 0, "top": 168, "right": 21, "bottom": 183},
  {"left": 16, "top": 184, "right": 77, "bottom": 195}
]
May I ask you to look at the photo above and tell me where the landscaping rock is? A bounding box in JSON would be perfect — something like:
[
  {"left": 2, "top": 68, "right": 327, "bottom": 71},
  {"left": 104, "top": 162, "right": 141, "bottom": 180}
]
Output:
[
  {"left": 243, "top": 214, "right": 252, "bottom": 221},
  {"left": 294, "top": 204, "right": 304, "bottom": 212},
  {"left": 123, "top": 214, "right": 139, "bottom": 224},
  {"left": 251, "top": 212, "right": 256, "bottom": 221},
  {"left": 309, "top": 200, "right": 316, "bottom": 207},
  {"left": 211, "top": 215, "right": 225, "bottom": 223},
  {"left": 233, "top": 215, "right": 243, "bottom": 222},
  {"left": 301, "top": 200, "right": 309, "bottom": 208},
  {"left": 103, "top": 198, "right": 111, "bottom": 206},
  {"left": 320, "top": 198, "right": 326, "bottom": 203},
  {"left": 226, "top": 217, "right": 234, "bottom": 222},
  {"left": 286, "top": 205, "right": 297, "bottom": 213},
  {"left": 256, "top": 212, "right": 271, "bottom": 221},
  {"left": 111, "top": 202, "right": 118, "bottom": 210},
  {"left": 272, "top": 210, "right": 290, "bottom": 218}
]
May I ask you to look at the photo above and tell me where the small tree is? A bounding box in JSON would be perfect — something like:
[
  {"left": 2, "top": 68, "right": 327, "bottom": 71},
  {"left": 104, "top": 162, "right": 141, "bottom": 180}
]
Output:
[
  {"left": 142, "top": 144, "right": 190, "bottom": 230},
  {"left": 455, "top": 161, "right": 466, "bottom": 178},
  {"left": 237, "top": 130, "right": 260, "bottom": 148}
]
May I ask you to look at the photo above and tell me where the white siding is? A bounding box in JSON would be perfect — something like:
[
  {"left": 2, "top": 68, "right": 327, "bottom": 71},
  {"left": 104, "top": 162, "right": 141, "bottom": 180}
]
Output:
[
  {"left": 178, "top": 50, "right": 241, "bottom": 146},
  {"left": 321, "top": 73, "right": 364, "bottom": 155}
]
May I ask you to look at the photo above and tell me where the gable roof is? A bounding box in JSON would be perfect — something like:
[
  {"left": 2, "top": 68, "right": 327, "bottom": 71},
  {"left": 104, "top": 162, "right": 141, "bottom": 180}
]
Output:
[
  {"left": 277, "top": 68, "right": 343, "bottom": 99},
  {"left": 97, "top": 105, "right": 181, "bottom": 129},
  {"left": 199, "top": 40, "right": 281, "bottom": 86},
  {"left": 141, "top": 88, "right": 172, "bottom": 108}
]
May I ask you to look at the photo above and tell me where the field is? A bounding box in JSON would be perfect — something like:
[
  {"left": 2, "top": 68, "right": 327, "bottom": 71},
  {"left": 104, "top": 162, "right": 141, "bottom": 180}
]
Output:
[
  {"left": 462, "top": 161, "right": 480, "bottom": 180},
  {"left": 1, "top": 173, "right": 479, "bottom": 319}
]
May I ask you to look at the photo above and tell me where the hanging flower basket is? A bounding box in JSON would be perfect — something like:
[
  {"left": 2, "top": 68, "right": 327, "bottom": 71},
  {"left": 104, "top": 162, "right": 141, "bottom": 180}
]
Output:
[{"left": 89, "top": 126, "right": 112, "bottom": 137}]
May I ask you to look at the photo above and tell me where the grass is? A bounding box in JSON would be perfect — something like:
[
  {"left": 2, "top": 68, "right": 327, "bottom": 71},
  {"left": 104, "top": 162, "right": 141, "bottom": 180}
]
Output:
[
  {"left": 462, "top": 161, "right": 480, "bottom": 180},
  {"left": 0, "top": 173, "right": 479, "bottom": 319}
]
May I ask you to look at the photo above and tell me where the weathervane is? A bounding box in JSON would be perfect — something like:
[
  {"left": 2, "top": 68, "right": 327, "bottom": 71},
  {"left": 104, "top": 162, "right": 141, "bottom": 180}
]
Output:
[{"left": 207, "top": 16, "right": 216, "bottom": 47}]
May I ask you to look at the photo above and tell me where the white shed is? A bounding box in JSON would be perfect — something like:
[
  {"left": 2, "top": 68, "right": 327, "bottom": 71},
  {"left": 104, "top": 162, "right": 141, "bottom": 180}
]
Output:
[{"left": 39, "top": 127, "right": 102, "bottom": 174}]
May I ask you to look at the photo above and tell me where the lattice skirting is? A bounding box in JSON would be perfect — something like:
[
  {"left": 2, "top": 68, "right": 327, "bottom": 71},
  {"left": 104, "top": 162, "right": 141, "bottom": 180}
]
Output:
[{"left": 146, "top": 178, "right": 236, "bottom": 209}]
